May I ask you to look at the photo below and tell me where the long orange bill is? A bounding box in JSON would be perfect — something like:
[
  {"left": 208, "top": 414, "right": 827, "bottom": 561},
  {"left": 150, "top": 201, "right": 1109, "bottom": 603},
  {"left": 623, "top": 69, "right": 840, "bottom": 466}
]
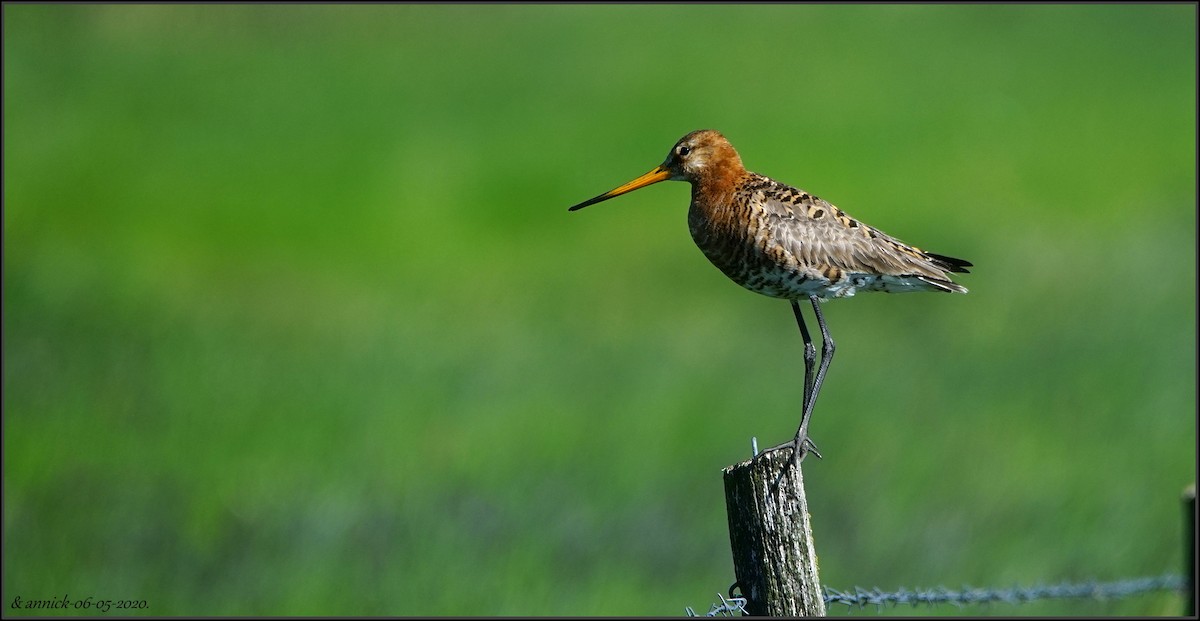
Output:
[{"left": 567, "top": 165, "right": 671, "bottom": 211}]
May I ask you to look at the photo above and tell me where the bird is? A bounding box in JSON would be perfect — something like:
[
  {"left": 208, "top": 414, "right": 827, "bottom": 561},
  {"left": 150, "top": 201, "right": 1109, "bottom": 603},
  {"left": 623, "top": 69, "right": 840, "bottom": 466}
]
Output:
[{"left": 567, "top": 129, "right": 971, "bottom": 472}]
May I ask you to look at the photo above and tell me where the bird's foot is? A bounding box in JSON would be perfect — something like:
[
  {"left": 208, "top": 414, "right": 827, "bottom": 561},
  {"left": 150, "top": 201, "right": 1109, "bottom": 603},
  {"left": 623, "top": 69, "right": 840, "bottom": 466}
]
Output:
[{"left": 756, "top": 435, "right": 822, "bottom": 464}]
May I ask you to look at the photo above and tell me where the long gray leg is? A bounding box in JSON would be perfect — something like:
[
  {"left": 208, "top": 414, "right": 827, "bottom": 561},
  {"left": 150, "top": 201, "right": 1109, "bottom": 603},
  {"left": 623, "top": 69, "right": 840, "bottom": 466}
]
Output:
[
  {"left": 761, "top": 299, "right": 824, "bottom": 467},
  {"left": 792, "top": 299, "right": 816, "bottom": 413},
  {"left": 790, "top": 295, "right": 834, "bottom": 468}
]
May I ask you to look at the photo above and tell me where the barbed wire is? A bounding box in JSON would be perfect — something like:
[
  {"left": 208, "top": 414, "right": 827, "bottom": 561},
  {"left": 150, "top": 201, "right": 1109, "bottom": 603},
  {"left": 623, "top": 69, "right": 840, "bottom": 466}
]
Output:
[
  {"left": 684, "top": 592, "right": 747, "bottom": 617},
  {"left": 688, "top": 573, "right": 1186, "bottom": 616},
  {"left": 824, "top": 573, "right": 1186, "bottom": 611}
]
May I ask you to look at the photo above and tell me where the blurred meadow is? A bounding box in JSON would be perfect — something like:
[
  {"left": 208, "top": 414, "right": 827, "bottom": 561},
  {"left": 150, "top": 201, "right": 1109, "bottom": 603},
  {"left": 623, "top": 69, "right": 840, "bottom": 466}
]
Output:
[{"left": 3, "top": 4, "right": 1196, "bottom": 616}]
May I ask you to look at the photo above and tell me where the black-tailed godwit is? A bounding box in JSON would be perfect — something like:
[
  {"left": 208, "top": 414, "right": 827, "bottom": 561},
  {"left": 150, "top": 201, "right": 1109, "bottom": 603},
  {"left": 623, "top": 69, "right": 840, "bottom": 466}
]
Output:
[{"left": 568, "top": 129, "right": 971, "bottom": 470}]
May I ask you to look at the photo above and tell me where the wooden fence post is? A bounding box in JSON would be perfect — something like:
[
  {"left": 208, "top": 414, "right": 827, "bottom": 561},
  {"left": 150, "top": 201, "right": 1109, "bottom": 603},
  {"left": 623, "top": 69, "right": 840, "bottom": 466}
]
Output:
[{"left": 723, "top": 450, "right": 826, "bottom": 616}]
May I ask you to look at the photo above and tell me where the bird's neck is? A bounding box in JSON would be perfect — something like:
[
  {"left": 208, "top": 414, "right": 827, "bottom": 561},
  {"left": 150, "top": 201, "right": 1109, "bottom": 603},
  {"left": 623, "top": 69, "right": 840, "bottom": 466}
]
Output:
[{"left": 691, "top": 166, "right": 748, "bottom": 215}]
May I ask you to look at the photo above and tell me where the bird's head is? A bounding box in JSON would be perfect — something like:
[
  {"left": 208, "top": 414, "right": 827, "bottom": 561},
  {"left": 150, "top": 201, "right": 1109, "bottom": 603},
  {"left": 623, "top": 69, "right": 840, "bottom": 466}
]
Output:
[{"left": 567, "top": 129, "right": 744, "bottom": 211}]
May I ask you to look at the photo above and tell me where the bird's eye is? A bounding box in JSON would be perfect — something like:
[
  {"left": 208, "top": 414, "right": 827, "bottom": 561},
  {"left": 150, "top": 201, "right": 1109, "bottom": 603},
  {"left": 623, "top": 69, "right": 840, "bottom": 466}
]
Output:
[{"left": 677, "top": 145, "right": 691, "bottom": 156}]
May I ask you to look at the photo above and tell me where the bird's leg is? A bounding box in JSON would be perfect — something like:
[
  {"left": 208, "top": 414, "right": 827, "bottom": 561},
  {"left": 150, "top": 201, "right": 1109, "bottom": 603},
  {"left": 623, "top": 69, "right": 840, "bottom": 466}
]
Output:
[
  {"left": 782, "top": 297, "right": 820, "bottom": 467},
  {"left": 787, "top": 295, "right": 835, "bottom": 470},
  {"left": 792, "top": 298, "right": 817, "bottom": 418},
  {"left": 759, "top": 299, "right": 822, "bottom": 465},
  {"left": 805, "top": 293, "right": 836, "bottom": 425}
]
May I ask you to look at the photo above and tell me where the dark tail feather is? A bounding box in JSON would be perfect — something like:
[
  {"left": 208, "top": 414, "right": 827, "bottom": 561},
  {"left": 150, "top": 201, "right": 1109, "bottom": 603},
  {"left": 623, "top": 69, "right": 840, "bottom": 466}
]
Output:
[{"left": 926, "top": 252, "right": 972, "bottom": 274}]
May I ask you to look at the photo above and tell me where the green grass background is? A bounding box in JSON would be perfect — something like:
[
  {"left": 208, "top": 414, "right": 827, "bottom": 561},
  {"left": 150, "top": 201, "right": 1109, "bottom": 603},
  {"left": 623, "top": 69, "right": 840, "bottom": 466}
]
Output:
[{"left": 3, "top": 4, "right": 1195, "bottom": 616}]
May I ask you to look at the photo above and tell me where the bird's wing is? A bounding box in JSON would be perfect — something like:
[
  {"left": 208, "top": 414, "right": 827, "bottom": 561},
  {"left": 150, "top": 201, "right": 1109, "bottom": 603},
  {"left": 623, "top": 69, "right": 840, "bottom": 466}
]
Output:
[{"left": 756, "top": 185, "right": 962, "bottom": 282}]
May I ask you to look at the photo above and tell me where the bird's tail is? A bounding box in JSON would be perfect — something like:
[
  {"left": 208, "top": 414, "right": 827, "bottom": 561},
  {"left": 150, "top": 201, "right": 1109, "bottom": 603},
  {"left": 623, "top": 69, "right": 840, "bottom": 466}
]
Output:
[{"left": 925, "top": 252, "right": 972, "bottom": 274}]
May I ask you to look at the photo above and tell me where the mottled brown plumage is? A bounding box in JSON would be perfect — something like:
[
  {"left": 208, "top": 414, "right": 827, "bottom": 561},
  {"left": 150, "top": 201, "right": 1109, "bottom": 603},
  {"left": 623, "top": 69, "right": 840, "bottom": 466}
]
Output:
[{"left": 568, "top": 129, "right": 971, "bottom": 470}]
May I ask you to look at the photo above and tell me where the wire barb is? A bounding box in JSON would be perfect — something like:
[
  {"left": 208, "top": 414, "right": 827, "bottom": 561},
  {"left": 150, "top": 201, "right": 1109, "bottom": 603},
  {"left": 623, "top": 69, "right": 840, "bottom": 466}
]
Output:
[{"left": 684, "top": 593, "right": 748, "bottom": 617}]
